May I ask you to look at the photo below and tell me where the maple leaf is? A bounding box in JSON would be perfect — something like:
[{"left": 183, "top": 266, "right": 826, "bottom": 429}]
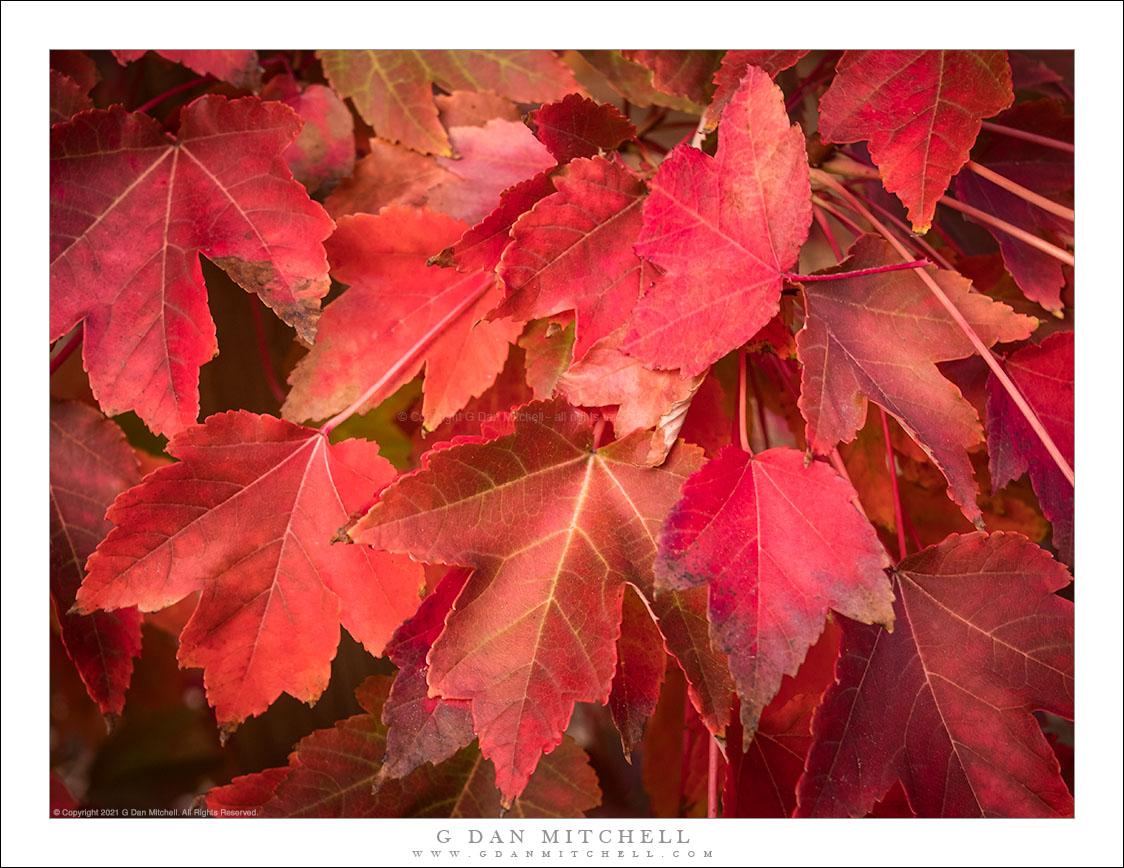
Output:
[
  {"left": 620, "top": 50, "right": 723, "bottom": 105},
  {"left": 796, "top": 235, "right": 1037, "bottom": 524},
  {"left": 436, "top": 90, "right": 522, "bottom": 128},
  {"left": 722, "top": 621, "right": 839, "bottom": 817},
  {"left": 623, "top": 65, "right": 811, "bottom": 377},
  {"left": 609, "top": 585, "right": 667, "bottom": 758},
  {"left": 206, "top": 676, "right": 601, "bottom": 818},
  {"left": 650, "top": 584, "right": 734, "bottom": 739},
  {"left": 50, "top": 401, "right": 143, "bottom": 719},
  {"left": 526, "top": 94, "right": 636, "bottom": 164},
  {"left": 261, "top": 73, "right": 355, "bottom": 196},
  {"left": 283, "top": 208, "right": 522, "bottom": 431},
  {"left": 429, "top": 171, "right": 556, "bottom": 274},
  {"left": 50, "top": 96, "right": 335, "bottom": 436},
  {"left": 818, "top": 50, "right": 1013, "bottom": 233},
  {"left": 797, "top": 532, "right": 1074, "bottom": 818},
  {"left": 114, "top": 49, "right": 262, "bottom": 92},
  {"left": 378, "top": 568, "right": 475, "bottom": 783},
  {"left": 956, "top": 100, "right": 1073, "bottom": 314},
  {"left": 317, "top": 49, "right": 580, "bottom": 156},
  {"left": 656, "top": 445, "right": 894, "bottom": 743},
  {"left": 427, "top": 120, "right": 556, "bottom": 225},
  {"left": 556, "top": 328, "right": 706, "bottom": 466},
  {"left": 704, "top": 51, "right": 809, "bottom": 130},
  {"left": 349, "top": 398, "right": 704, "bottom": 804},
  {"left": 50, "top": 69, "right": 92, "bottom": 126},
  {"left": 580, "top": 51, "right": 703, "bottom": 113},
  {"left": 324, "top": 139, "right": 456, "bottom": 220},
  {"left": 51, "top": 50, "right": 100, "bottom": 94},
  {"left": 73, "top": 411, "right": 424, "bottom": 731},
  {"left": 495, "top": 155, "right": 649, "bottom": 360},
  {"left": 987, "top": 331, "right": 1073, "bottom": 564}
]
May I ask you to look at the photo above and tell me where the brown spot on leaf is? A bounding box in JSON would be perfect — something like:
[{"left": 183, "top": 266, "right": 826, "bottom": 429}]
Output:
[{"left": 212, "top": 256, "right": 322, "bottom": 346}]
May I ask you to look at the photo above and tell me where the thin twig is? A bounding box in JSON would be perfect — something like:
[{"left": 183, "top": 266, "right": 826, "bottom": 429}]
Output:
[
  {"left": 880, "top": 409, "right": 908, "bottom": 562},
  {"left": 135, "top": 75, "right": 214, "bottom": 115},
  {"left": 786, "top": 259, "right": 930, "bottom": 283},
  {"left": 707, "top": 738, "right": 721, "bottom": 819},
  {"left": 737, "top": 351, "right": 752, "bottom": 453},
  {"left": 813, "top": 205, "right": 843, "bottom": 262},
  {"left": 965, "top": 161, "right": 1075, "bottom": 223},
  {"left": 810, "top": 195, "right": 868, "bottom": 239},
  {"left": 939, "top": 195, "right": 1074, "bottom": 266},
  {"left": 980, "top": 121, "right": 1074, "bottom": 154},
  {"left": 248, "top": 295, "right": 285, "bottom": 404}
]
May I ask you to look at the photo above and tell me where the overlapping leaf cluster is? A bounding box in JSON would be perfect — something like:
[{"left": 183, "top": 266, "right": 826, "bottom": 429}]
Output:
[{"left": 50, "top": 48, "right": 1074, "bottom": 818}]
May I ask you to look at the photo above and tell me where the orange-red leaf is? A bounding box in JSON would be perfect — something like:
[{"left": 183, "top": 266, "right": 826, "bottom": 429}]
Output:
[
  {"left": 283, "top": 208, "right": 522, "bottom": 431},
  {"left": 624, "top": 66, "right": 811, "bottom": 376},
  {"left": 206, "top": 676, "right": 601, "bottom": 817},
  {"left": 50, "top": 97, "right": 334, "bottom": 436},
  {"left": 75, "top": 411, "right": 423, "bottom": 731},
  {"left": 656, "top": 446, "right": 894, "bottom": 742},
  {"left": 819, "top": 50, "right": 1013, "bottom": 232},
  {"left": 50, "top": 401, "right": 143, "bottom": 719},
  {"left": 496, "top": 155, "right": 649, "bottom": 359},
  {"left": 350, "top": 398, "right": 704, "bottom": 804}
]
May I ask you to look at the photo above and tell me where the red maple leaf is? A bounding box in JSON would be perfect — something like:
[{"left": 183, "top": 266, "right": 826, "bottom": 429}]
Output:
[
  {"left": 496, "top": 155, "right": 650, "bottom": 360},
  {"left": 797, "top": 532, "right": 1073, "bottom": 818},
  {"left": 324, "top": 139, "right": 456, "bottom": 220},
  {"left": 650, "top": 584, "right": 734, "bottom": 739},
  {"left": 349, "top": 398, "right": 704, "bottom": 804},
  {"left": 430, "top": 171, "right": 556, "bottom": 274},
  {"left": 624, "top": 66, "right": 811, "bottom": 376},
  {"left": 556, "top": 327, "right": 706, "bottom": 466},
  {"left": 50, "top": 401, "right": 143, "bottom": 719},
  {"left": 377, "top": 568, "right": 475, "bottom": 783},
  {"left": 987, "top": 331, "right": 1073, "bottom": 564},
  {"left": 722, "top": 621, "right": 839, "bottom": 817},
  {"left": 620, "top": 50, "right": 723, "bottom": 105},
  {"left": 206, "top": 676, "right": 601, "bottom": 818},
  {"left": 526, "top": 94, "right": 636, "bottom": 164},
  {"left": 818, "top": 50, "right": 1013, "bottom": 232},
  {"left": 261, "top": 73, "right": 355, "bottom": 196},
  {"left": 608, "top": 585, "right": 667, "bottom": 758},
  {"left": 956, "top": 100, "right": 1073, "bottom": 314},
  {"left": 283, "top": 207, "right": 522, "bottom": 431},
  {"left": 50, "top": 96, "right": 335, "bottom": 436},
  {"left": 74, "top": 411, "right": 424, "bottom": 732},
  {"left": 427, "top": 120, "right": 556, "bottom": 224},
  {"left": 796, "top": 235, "right": 1037, "bottom": 524},
  {"left": 114, "top": 50, "right": 263, "bottom": 91},
  {"left": 704, "top": 51, "right": 809, "bottom": 130},
  {"left": 656, "top": 446, "right": 894, "bottom": 742}
]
